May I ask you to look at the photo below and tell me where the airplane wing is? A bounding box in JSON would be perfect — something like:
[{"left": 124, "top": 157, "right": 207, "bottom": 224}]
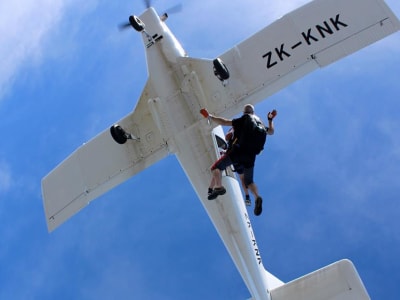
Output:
[
  {"left": 42, "top": 80, "right": 169, "bottom": 231},
  {"left": 185, "top": 0, "right": 400, "bottom": 119}
]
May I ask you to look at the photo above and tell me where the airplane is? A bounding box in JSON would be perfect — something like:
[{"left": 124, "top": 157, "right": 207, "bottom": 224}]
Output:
[{"left": 41, "top": 0, "right": 400, "bottom": 299}]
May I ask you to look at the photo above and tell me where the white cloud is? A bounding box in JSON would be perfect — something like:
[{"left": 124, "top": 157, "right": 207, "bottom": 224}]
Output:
[
  {"left": 0, "top": 1, "right": 67, "bottom": 100},
  {"left": 0, "top": 0, "right": 101, "bottom": 102}
]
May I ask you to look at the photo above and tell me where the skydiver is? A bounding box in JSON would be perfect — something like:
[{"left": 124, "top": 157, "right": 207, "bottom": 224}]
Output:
[{"left": 200, "top": 104, "right": 276, "bottom": 216}]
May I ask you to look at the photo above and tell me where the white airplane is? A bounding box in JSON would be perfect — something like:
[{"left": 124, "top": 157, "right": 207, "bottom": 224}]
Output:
[{"left": 42, "top": 0, "right": 399, "bottom": 299}]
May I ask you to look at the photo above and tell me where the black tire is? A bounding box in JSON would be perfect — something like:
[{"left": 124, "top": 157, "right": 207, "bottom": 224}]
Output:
[
  {"left": 129, "top": 15, "right": 145, "bottom": 32},
  {"left": 213, "top": 58, "right": 230, "bottom": 81},
  {"left": 110, "top": 124, "right": 128, "bottom": 144}
]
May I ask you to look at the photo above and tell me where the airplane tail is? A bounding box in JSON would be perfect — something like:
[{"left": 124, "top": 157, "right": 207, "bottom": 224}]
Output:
[{"left": 252, "top": 259, "right": 369, "bottom": 300}]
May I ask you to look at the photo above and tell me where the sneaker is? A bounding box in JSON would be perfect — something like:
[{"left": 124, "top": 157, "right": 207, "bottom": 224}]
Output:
[
  {"left": 254, "top": 196, "right": 263, "bottom": 216},
  {"left": 245, "top": 195, "right": 251, "bottom": 207},
  {"left": 208, "top": 186, "right": 226, "bottom": 200}
]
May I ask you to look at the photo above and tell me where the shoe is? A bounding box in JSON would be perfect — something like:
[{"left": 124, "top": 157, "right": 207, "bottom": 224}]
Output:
[
  {"left": 254, "top": 197, "right": 263, "bottom": 216},
  {"left": 208, "top": 188, "right": 213, "bottom": 196},
  {"left": 245, "top": 195, "right": 251, "bottom": 206},
  {"left": 208, "top": 186, "right": 226, "bottom": 200}
]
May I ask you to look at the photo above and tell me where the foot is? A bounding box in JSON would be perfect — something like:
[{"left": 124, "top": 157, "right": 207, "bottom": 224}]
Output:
[
  {"left": 245, "top": 195, "right": 251, "bottom": 206},
  {"left": 254, "top": 196, "right": 263, "bottom": 216},
  {"left": 208, "top": 188, "right": 213, "bottom": 196},
  {"left": 208, "top": 186, "right": 226, "bottom": 200}
]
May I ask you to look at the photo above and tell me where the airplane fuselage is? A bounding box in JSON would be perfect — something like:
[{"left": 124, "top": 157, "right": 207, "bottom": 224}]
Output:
[{"left": 136, "top": 8, "right": 274, "bottom": 299}]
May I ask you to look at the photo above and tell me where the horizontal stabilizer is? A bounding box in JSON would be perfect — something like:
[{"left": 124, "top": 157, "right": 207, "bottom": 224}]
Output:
[{"left": 270, "top": 259, "right": 369, "bottom": 300}]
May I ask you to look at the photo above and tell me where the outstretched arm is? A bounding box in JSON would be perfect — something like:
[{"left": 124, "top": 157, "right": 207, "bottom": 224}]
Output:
[
  {"left": 209, "top": 115, "right": 232, "bottom": 126},
  {"left": 200, "top": 108, "right": 232, "bottom": 126}
]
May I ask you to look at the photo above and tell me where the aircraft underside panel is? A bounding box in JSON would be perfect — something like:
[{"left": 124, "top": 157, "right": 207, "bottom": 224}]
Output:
[{"left": 182, "top": 0, "right": 400, "bottom": 120}]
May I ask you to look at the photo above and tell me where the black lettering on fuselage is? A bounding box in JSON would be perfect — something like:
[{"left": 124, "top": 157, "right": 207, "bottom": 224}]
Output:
[
  {"left": 245, "top": 212, "right": 263, "bottom": 265},
  {"left": 255, "top": 248, "right": 262, "bottom": 264}
]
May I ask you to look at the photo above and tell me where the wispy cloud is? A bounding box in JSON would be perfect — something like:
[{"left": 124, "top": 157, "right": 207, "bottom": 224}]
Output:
[
  {"left": 0, "top": 1, "right": 67, "bottom": 100},
  {"left": 0, "top": 0, "right": 102, "bottom": 102}
]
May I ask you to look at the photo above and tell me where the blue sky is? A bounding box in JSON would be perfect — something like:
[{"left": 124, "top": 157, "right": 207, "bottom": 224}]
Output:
[{"left": 0, "top": 0, "right": 399, "bottom": 299}]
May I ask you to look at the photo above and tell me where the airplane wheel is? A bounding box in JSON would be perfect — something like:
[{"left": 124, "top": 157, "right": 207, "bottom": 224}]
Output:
[
  {"left": 213, "top": 58, "right": 230, "bottom": 81},
  {"left": 110, "top": 124, "right": 127, "bottom": 144},
  {"left": 129, "top": 15, "right": 145, "bottom": 32}
]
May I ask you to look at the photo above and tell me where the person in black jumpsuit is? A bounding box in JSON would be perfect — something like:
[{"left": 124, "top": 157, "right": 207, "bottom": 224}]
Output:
[{"left": 202, "top": 104, "right": 276, "bottom": 216}]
